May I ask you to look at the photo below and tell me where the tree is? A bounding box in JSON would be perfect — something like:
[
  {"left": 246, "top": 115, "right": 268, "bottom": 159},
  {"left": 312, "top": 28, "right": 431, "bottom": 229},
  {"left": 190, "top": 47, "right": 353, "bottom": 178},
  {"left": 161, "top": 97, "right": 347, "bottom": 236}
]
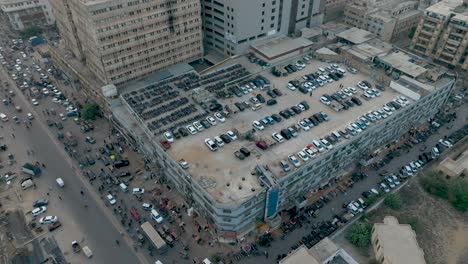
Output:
[
  {"left": 448, "top": 178, "right": 468, "bottom": 212},
  {"left": 346, "top": 222, "right": 372, "bottom": 248},
  {"left": 419, "top": 171, "right": 449, "bottom": 199},
  {"left": 408, "top": 26, "right": 417, "bottom": 39},
  {"left": 384, "top": 193, "right": 402, "bottom": 210},
  {"left": 20, "top": 25, "right": 43, "bottom": 39},
  {"left": 82, "top": 103, "right": 101, "bottom": 120}
]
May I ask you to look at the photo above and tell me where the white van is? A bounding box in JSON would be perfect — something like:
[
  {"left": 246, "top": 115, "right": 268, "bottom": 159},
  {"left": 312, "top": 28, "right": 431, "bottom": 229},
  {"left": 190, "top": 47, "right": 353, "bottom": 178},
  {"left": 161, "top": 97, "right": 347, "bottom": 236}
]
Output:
[
  {"left": 56, "top": 178, "right": 64, "bottom": 187},
  {"left": 251, "top": 103, "right": 262, "bottom": 111},
  {"left": 332, "top": 131, "right": 342, "bottom": 141},
  {"left": 337, "top": 68, "right": 347, "bottom": 76},
  {"left": 150, "top": 209, "right": 164, "bottom": 223},
  {"left": 21, "top": 179, "right": 34, "bottom": 190},
  {"left": 0, "top": 113, "right": 8, "bottom": 122},
  {"left": 119, "top": 183, "right": 128, "bottom": 192}
]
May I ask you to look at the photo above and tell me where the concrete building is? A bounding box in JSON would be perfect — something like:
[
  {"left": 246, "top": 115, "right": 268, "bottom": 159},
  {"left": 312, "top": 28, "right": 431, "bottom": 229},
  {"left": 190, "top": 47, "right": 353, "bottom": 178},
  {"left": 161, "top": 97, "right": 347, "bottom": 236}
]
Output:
[
  {"left": 201, "top": 0, "right": 324, "bottom": 57},
  {"left": 410, "top": 0, "right": 468, "bottom": 70},
  {"left": 344, "top": 0, "right": 422, "bottom": 42},
  {"left": 279, "top": 238, "right": 359, "bottom": 264},
  {"left": 112, "top": 44, "right": 455, "bottom": 238},
  {"left": 438, "top": 148, "right": 468, "bottom": 176},
  {"left": 372, "top": 216, "right": 426, "bottom": 264},
  {"left": 324, "top": 0, "right": 354, "bottom": 22},
  {"left": 0, "top": 0, "right": 55, "bottom": 30},
  {"left": 50, "top": 0, "right": 203, "bottom": 87}
]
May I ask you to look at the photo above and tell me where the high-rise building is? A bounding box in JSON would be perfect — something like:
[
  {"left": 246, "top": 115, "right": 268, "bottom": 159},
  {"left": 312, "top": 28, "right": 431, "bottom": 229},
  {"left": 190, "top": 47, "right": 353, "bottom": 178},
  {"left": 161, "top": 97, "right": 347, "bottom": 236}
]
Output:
[
  {"left": 0, "top": 0, "right": 55, "bottom": 30},
  {"left": 410, "top": 0, "right": 468, "bottom": 70},
  {"left": 343, "top": 0, "right": 422, "bottom": 42},
  {"left": 201, "top": 0, "right": 324, "bottom": 57},
  {"left": 50, "top": 0, "right": 204, "bottom": 86}
]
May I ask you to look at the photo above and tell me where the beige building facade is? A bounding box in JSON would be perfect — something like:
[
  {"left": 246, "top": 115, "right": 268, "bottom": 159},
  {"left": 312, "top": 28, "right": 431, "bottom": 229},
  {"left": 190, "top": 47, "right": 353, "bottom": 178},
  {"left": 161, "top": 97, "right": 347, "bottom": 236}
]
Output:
[
  {"left": 410, "top": 0, "right": 468, "bottom": 70},
  {"left": 344, "top": 0, "right": 422, "bottom": 42},
  {"left": 372, "top": 216, "right": 426, "bottom": 264},
  {"left": 0, "top": 0, "right": 55, "bottom": 30},
  {"left": 50, "top": 0, "right": 203, "bottom": 86}
]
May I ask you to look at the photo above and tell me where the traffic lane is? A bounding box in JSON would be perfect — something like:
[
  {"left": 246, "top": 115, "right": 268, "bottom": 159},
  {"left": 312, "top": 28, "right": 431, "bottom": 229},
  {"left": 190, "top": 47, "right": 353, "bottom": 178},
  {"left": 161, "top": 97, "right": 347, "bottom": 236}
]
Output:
[
  {"left": 242, "top": 106, "right": 467, "bottom": 263},
  {"left": 3, "top": 71, "right": 141, "bottom": 263}
]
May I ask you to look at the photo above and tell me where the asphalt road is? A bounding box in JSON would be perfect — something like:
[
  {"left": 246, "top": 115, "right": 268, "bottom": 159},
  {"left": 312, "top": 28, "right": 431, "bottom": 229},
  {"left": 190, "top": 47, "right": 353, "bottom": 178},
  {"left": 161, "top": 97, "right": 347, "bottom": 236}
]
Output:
[
  {"left": 0, "top": 66, "right": 141, "bottom": 263},
  {"left": 240, "top": 102, "right": 468, "bottom": 263}
]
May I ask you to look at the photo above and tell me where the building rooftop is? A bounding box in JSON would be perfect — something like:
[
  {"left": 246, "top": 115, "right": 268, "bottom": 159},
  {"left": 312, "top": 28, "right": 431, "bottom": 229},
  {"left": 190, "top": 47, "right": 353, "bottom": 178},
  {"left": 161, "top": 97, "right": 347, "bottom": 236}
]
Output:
[
  {"left": 118, "top": 48, "right": 452, "bottom": 204},
  {"left": 425, "top": 0, "right": 465, "bottom": 17},
  {"left": 279, "top": 246, "right": 320, "bottom": 264},
  {"left": 378, "top": 52, "right": 428, "bottom": 78},
  {"left": 251, "top": 35, "right": 313, "bottom": 60},
  {"left": 279, "top": 238, "right": 359, "bottom": 264},
  {"left": 337, "top": 28, "right": 377, "bottom": 44},
  {"left": 373, "top": 216, "right": 426, "bottom": 264}
]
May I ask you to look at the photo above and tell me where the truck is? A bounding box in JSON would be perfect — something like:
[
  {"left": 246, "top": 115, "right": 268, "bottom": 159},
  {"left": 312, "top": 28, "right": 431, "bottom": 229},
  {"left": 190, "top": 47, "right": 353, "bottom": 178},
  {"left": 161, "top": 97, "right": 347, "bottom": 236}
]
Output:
[
  {"left": 82, "top": 246, "right": 93, "bottom": 258},
  {"left": 72, "top": 241, "right": 81, "bottom": 253},
  {"left": 22, "top": 163, "right": 42, "bottom": 176},
  {"left": 141, "top": 222, "right": 167, "bottom": 254},
  {"left": 65, "top": 131, "right": 78, "bottom": 147}
]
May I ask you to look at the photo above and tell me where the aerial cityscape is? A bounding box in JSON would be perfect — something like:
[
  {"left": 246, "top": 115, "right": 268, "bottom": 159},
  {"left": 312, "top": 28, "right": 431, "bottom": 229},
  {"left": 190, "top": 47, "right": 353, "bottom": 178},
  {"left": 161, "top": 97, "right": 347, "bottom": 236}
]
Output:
[{"left": 0, "top": 0, "right": 466, "bottom": 263}]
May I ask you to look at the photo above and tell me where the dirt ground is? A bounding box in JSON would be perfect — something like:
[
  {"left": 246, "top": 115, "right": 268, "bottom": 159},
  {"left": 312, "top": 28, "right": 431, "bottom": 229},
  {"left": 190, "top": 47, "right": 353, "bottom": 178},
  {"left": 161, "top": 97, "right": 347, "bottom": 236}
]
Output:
[{"left": 352, "top": 177, "right": 468, "bottom": 264}]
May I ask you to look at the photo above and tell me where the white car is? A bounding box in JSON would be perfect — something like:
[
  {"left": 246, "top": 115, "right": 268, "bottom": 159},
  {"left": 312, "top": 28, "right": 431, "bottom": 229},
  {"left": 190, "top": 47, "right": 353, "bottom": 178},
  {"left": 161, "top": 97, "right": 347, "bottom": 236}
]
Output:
[
  {"left": 52, "top": 98, "right": 61, "bottom": 104},
  {"left": 27, "top": 113, "right": 34, "bottom": 120},
  {"left": 357, "top": 81, "right": 368, "bottom": 90},
  {"left": 164, "top": 131, "right": 174, "bottom": 143},
  {"left": 272, "top": 133, "right": 285, "bottom": 143},
  {"left": 439, "top": 139, "right": 452, "bottom": 148},
  {"left": 252, "top": 120, "right": 264, "bottom": 130},
  {"left": 297, "top": 120, "right": 310, "bottom": 131},
  {"left": 297, "top": 151, "right": 309, "bottom": 162},
  {"left": 288, "top": 155, "right": 301, "bottom": 168},
  {"left": 193, "top": 121, "right": 204, "bottom": 132},
  {"left": 42, "top": 88, "right": 49, "bottom": 95},
  {"left": 206, "top": 116, "right": 217, "bottom": 126},
  {"left": 59, "top": 113, "right": 67, "bottom": 121},
  {"left": 133, "top": 188, "right": 145, "bottom": 195},
  {"left": 226, "top": 130, "right": 237, "bottom": 140},
  {"left": 32, "top": 206, "right": 47, "bottom": 217},
  {"left": 205, "top": 138, "right": 218, "bottom": 151},
  {"left": 106, "top": 194, "right": 116, "bottom": 205},
  {"left": 214, "top": 112, "right": 225, "bottom": 122},
  {"left": 186, "top": 125, "right": 197, "bottom": 135},
  {"left": 287, "top": 83, "right": 296, "bottom": 91},
  {"left": 39, "top": 215, "right": 58, "bottom": 224},
  {"left": 32, "top": 99, "right": 39, "bottom": 106}
]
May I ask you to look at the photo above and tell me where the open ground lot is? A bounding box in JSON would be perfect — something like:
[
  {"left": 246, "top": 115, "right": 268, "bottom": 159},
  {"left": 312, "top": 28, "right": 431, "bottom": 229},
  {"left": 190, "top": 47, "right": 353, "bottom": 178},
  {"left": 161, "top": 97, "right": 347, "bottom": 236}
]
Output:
[{"left": 334, "top": 170, "right": 468, "bottom": 264}]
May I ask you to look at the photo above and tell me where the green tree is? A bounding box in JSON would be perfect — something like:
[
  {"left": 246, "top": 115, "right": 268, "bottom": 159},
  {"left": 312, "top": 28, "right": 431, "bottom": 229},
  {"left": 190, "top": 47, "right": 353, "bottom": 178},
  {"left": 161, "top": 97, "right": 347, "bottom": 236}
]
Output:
[
  {"left": 20, "top": 25, "right": 43, "bottom": 39},
  {"left": 408, "top": 26, "right": 417, "bottom": 39},
  {"left": 82, "top": 103, "right": 101, "bottom": 120},
  {"left": 419, "top": 171, "right": 449, "bottom": 199},
  {"left": 345, "top": 222, "right": 373, "bottom": 248},
  {"left": 384, "top": 193, "right": 402, "bottom": 210},
  {"left": 448, "top": 178, "right": 468, "bottom": 212},
  {"left": 401, "top": 217, "right": 420, "bottom": 233}
]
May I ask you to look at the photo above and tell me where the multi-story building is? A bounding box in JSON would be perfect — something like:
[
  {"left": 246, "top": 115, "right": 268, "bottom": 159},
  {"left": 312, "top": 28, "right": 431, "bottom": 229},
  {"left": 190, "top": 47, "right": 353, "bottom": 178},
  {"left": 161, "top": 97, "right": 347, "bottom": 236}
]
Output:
[
  {"left": 344, "top": 0, "right": 422, "bottom": 42},
  {"left": 113, "top": 47, "right": 455, "bottom": 238},
  {"left": 0, "top": 0, "right": 55, "bottom": 30},
  {"left": 201, "top": 0, "right": 324, "bottom": 57},
  {"left": 410, "top": 0, "right": 468, "bottom": 70},
  {"left": 50, "top": 0, "right": 203, "bottom": 86},
  {"left": 324, "top": 0, "right": 354, "bottom": 22},
  {"left": 372, "top": 216, "right": 426, "bottom": 264}
]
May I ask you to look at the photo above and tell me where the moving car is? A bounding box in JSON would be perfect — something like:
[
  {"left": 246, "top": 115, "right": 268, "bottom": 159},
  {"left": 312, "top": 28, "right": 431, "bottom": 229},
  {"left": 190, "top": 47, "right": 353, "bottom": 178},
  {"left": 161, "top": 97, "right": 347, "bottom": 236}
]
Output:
[{"left": 39, "top": 216, "right": 58, "bottom": 224}]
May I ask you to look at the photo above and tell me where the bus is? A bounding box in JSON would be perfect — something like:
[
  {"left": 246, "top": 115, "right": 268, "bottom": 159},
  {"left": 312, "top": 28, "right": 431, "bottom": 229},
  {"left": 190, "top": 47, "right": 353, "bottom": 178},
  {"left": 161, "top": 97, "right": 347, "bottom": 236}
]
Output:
[{"left": 141, "top": 222, "right": 167, "bottom": 254}]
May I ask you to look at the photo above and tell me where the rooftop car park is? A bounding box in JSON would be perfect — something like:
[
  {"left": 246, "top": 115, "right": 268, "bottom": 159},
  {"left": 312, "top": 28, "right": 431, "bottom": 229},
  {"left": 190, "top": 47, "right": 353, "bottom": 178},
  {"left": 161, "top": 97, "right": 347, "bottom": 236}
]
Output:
[{"left": 121, "top": 58, "right": 411, "bottom": 203}]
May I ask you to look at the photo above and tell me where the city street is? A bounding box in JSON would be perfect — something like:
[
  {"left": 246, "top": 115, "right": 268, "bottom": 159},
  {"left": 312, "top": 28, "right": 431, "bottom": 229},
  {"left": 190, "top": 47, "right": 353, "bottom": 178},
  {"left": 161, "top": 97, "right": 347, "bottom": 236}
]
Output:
[{"left": 0, "top": 66, "right": 141, "bottom": 263}]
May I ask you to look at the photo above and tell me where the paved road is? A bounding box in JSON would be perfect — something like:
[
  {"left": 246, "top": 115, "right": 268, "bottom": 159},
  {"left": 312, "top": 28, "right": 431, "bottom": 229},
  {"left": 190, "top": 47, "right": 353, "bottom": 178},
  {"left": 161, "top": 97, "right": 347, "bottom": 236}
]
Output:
[
  {"left": 0, "top": 66, "right": 141, "bottom": 263},
  {"left": 240, "top": 102, "right": 467, "bottom": 263}
]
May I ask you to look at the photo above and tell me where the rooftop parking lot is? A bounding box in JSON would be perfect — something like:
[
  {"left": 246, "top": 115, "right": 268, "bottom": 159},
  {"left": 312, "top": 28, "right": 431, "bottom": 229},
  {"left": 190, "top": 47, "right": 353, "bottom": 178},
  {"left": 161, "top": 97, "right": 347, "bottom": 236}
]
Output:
[{"left": 161, "top": 59, "right": 410, "bottom": 203}]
